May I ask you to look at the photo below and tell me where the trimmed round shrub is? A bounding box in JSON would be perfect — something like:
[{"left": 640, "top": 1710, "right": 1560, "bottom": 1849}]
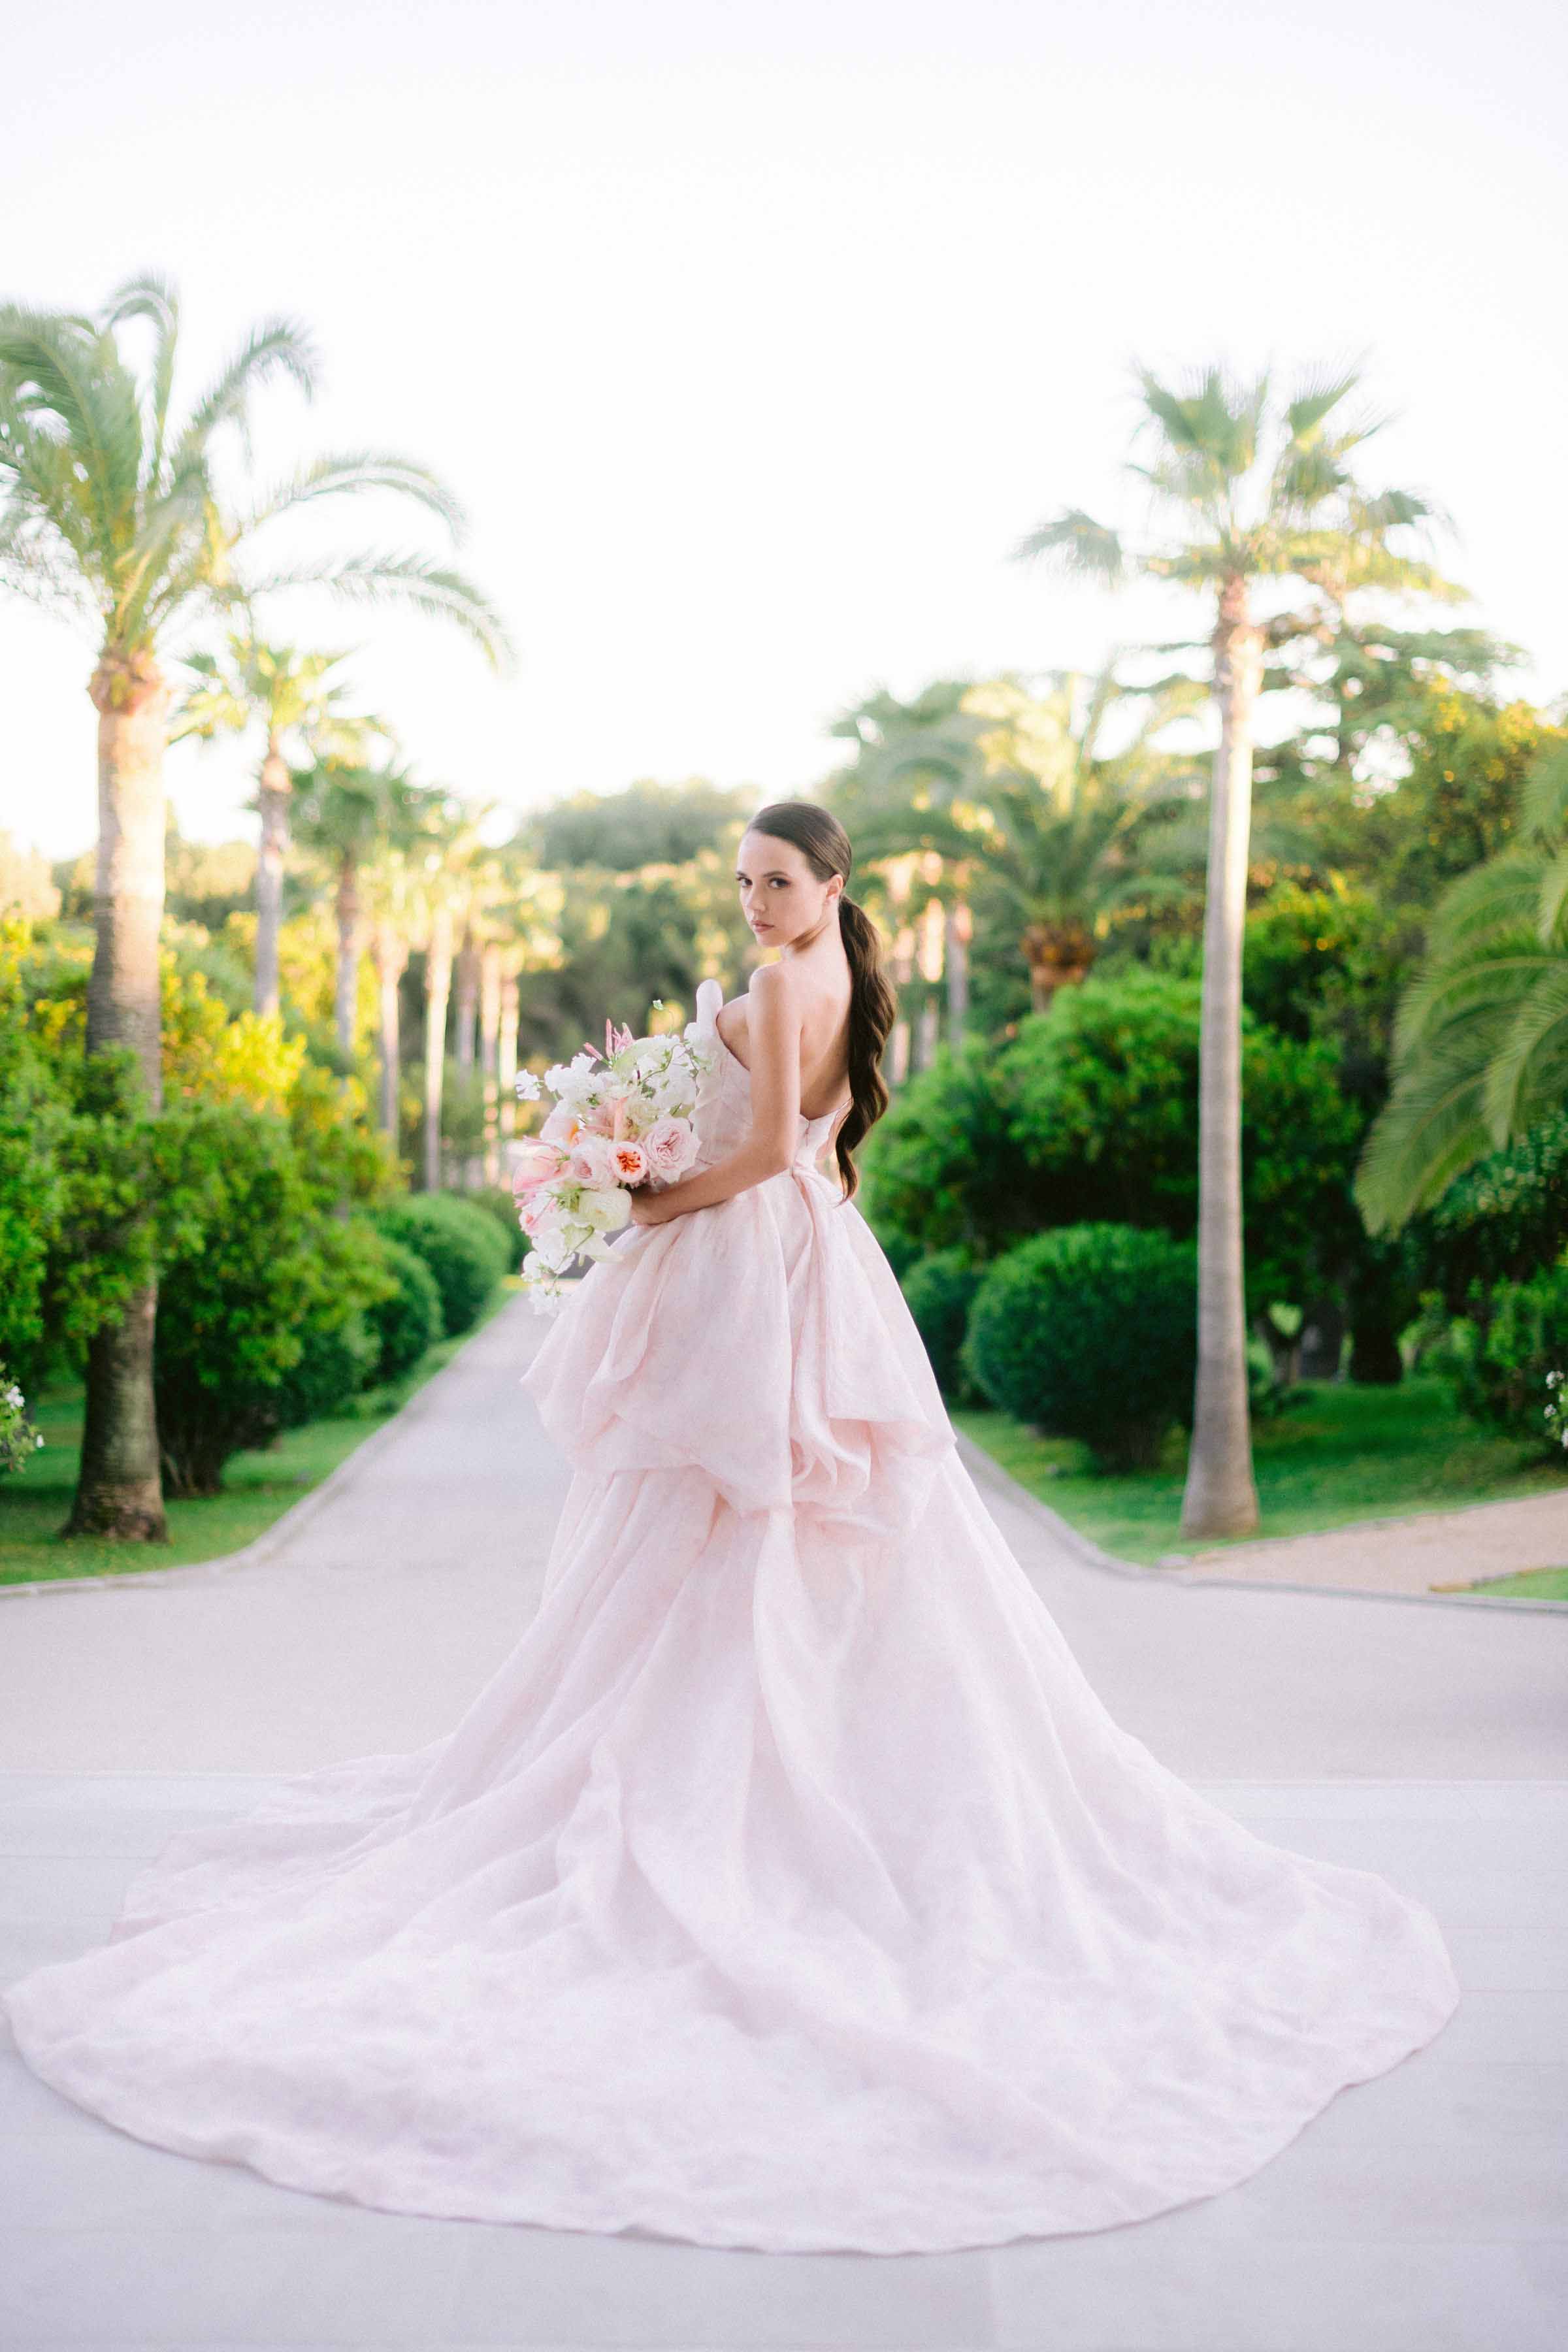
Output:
[
  {"left": 461, "top": 1184, "right": 531, "bottom": 1273},
  {"left": 1437, "top": 1252, "right": 1568, "bottom": 1453},
  {"left": 365, "top": 1237, "right": 444, "bottom": 1384},
  {"left": 274, "top": 1313, "right": 380, "bottom": 1429},
  {"left": 964, "top": 1222, "right": 1197, "bottom": 1471},
  {"left": 373, "top": 1195, "right": 509, "bottom": 1337},
  {"left": 902, "top": 1249, "right": 984, "bottom": 1399}
]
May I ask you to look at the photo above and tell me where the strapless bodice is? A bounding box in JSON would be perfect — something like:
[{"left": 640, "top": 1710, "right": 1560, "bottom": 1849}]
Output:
[{"left": 687, "top": 977, "right": 844, "bottom": 1179}]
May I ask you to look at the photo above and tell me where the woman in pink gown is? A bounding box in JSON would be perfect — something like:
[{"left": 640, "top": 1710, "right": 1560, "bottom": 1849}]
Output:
[{"left": 1, "top": 801, "right": 1460, "bottom": 2253}]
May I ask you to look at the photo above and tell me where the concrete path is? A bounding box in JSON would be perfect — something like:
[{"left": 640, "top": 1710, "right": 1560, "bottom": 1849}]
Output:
[{"left": 3, "top": 1292, "right": 1565, "bottom": 2350}]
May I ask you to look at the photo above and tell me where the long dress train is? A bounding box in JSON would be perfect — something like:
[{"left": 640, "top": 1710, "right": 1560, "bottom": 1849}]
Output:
[{"left": 0, "top": 978, "right": 1460, "bottom": 2253}]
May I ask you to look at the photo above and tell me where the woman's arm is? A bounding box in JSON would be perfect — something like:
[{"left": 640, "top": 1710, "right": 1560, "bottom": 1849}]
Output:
[{"left": 630, "top": 965, "right": 801, "bottom": 1224}]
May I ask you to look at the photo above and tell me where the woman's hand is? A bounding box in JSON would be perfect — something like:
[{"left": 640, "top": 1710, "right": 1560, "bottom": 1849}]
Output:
[{"left": 628, "top": 1186, "right": 669, "bottom": 1227}]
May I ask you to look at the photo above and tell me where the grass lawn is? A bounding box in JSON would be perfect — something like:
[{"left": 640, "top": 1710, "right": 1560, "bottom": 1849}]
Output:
[
  {"left": 0, "top": 1283, "right": 517, "bottom": 1589},
  {"left": 953, "top": 1373, "right": 1568, "bottom": 1575}
]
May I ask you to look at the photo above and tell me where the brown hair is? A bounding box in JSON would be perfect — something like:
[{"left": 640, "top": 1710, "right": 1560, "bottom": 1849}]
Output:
[{"left": 744, "top": 800, "right": 897, "bottom": 1200}]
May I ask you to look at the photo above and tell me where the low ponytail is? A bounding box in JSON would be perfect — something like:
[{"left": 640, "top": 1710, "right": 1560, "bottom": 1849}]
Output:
[
  {"left": 832, "top": 894, "right": 897, "bottom": 1200},
  {"left": 745, "top": 800, "right": 897, "bottom": 1200}
]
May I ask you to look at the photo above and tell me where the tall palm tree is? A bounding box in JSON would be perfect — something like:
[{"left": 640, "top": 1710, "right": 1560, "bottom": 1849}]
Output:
[
  {"left": 178, "top": 633, "right": 388, "bottom": 1015},
  {"left": 1356, "top": 738, "right": 1568, "bottom": 1231},
  {"left": 0, "top": 275, "right": 511, "bottom": 1538},
  {"left": 832, "top": 669, "right": 1199, "bottom": 1012},
  {"left": 1018, "top": 365, "right": 1456, "bottom": 1536},
  {"left": 410, "top": 797, "right": 491, "bottom": 1190},
  {"left": 292, "top": 753, "right": 414, "bottom": 1053}
]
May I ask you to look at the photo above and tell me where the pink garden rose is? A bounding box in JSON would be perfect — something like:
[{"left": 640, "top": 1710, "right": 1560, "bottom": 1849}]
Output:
[
  {"left": 642, "top": 1116, "right": 698, "bottom": 1183},
  {"left": 608, "top": 1139, "right": 649, "bottom": 1185},
  {"left": 566, "top": 1132, "right": 621, "bottom": 1188}
]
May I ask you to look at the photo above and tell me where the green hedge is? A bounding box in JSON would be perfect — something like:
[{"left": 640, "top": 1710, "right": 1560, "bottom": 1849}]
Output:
[
  {"left": 364, "top": 1238, "right": 444, "bottom": 1384},
  {"left": 964, "top": 1222, "right": 1197, "bottom": 1472},
  {"left": 459, "top": 1184, "right": 531, "bottom": 1273},
  {"left": 373, "top": 1194, "right": 509, "bottom": 1337},
  {"left": 901, "top": 1249, "right": 984, "bottom": 1400}
]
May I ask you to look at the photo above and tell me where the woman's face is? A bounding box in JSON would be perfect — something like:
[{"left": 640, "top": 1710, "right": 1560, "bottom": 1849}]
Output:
[{"left": 735, "top": 830, "right": 841, "bottom": 949}]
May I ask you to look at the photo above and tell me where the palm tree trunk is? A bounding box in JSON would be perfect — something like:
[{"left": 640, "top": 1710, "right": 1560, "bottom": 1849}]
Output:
[
  {"left": 372, "top": 918, "right": 406, "bottom": 1140},
  {"left": 255, "top": 738, "right": 290, "bottom": 1019},
  {"left": 423, "top": 900, "right": 454, "bottom": 1191},
  {"left": 454, "top": 932, "right": 479, "bottom": 1070},
  {"left": 1179, "top": 578, "right": 1262, "bottom": 1540},
  {"left": 334, "top": 850, "right": 361, "bottom": 1054},
  {"left": 480, "top": 943, "right": 502, "bottom": 1185},
  {"left": 945, "top": 901, "right": 971, "bottom": 1045},
  {"left": 497, "top": 960, "right": 521, "bottom": 1149},
  {"left": 65, "top": 649, "right": 169, "bottom": 1541}
]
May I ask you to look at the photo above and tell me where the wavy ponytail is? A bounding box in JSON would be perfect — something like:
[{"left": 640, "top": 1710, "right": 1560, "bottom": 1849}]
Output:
[{"left": 746, "top": 800, "right": 898, "bottom": 1200}]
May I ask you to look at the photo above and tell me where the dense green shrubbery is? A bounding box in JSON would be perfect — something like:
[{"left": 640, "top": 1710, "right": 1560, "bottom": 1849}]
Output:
[
  {"left": 1434, "top": 1253, "right": 1568, "bottom": 1453},
  {"left": 964, "top": 1222, "right": 1197, "bottom": 1472},
  {"left": 860, "top": 973, "right": 1361, "bottom": 1318},
  {"left": 373, "top": 1194, "right": 510, "bottom": 1335},
  {"left": 901, "top": 1249, "right": 984, "bottom": 1399},
  {"left": 272, "top": 1313, "right": 381, "bottom": 1430},
  {"left": 152, "top": 1110, "right": 396, "bottom": 1495},
  {"left": 461, "top": 1184, "right": 531, "bottom": 1273},
  {"left": 364, "top": 1238, "right": 444, "bottom": 1384}
]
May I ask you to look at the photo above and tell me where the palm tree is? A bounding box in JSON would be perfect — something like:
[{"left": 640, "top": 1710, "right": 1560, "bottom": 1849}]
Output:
[
  {"left": 1356, "top": 738, "right": 1568, "bottom": 1232},
  {"left": 409, "top": 797, "right": 492, "bottom": 1190},
  {"left": 178, "top": 633, "right": 388, "bottom": 1015},
  {"left": 832, "top": 669, "right": 1199, "bottom": 1013},
  {"left": 1017, "top": 364, "right": 1456, "bottom": 1537},
  {"left": 292, "top": 754, "right": 413, "bottom": 1053},
  {"left": 0, "top": 275, "right": 511, "bottom": 1538}
]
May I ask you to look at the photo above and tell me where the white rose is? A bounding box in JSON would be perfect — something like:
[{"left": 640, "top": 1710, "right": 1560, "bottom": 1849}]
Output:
[{"left": 580, "top": 1186, "right": 632, "bottom": 1232}]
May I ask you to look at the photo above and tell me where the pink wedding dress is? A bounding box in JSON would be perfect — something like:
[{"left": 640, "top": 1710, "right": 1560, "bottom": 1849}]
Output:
[{"left": 2, "top": 978, "right": 1460, "bottom": 2252}]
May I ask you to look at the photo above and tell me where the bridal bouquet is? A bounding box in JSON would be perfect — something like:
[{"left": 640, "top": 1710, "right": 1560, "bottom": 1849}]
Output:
[{"left": 510, "top": 1005, "right": 715, "bottom": 1309}]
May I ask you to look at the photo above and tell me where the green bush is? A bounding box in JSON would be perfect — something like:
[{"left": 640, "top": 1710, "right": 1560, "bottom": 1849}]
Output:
[
  {"left": 964, "top": 1222, "right": 1197, "bottom": 1472},
  {"left": 1436, "top": 1253, "right": 1568, "bottom": 1453},
  {"left": 901, "top": 1249, "right": 984, "bottom": 1399},
  {"left": 365, "top": 1237, "right": 444, "bottom": 1383},
  {"left": 460, "top": 1184, "right": 531, "bottom": 1273},
  {"left": 860, "top": 973, "right": 1362, "bottom": 1320},
  {"left": 373, "top": 1194, "right": 508, "bottom": 1336},
  {"left": 272, "top": 1312, "right": 380, "bottom": 1429},
  {"left": 153, "top": 1113, "right": 395, "bottom": 1495}
]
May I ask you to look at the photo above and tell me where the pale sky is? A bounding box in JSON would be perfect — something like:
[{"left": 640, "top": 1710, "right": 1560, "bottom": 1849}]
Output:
[{"left": 3, "top": 0, "right": 1565, "bottom": 862}]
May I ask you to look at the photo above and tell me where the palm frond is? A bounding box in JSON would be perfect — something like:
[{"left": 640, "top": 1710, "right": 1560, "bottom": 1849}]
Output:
[
  {"left": 1520, "top": 739, "right": 1568, "bottom": 843},
  {"left": 238, "top": 549, "right": 514, "bottom": 671},
  {"left": 244, "top": 450, "right": 468, "bottom": 539},
  {"left": 1012, "top": 509, "right": 1124, "bottom": 584},
  {"left": 101, "top": 273, "right": 181, "bottom": 493},
  {"left": 173, "top": 319, "right": 318, "bottom": 470},
  {"left": 1283, "top": 369, "right": 1363, "bottom": 446},
  {"left": 1480, "top": 967, "right": 1568, "bottom": 1141},
  {"left": 1355, "top": 1048, "right": 1494, "bottom": 1232},
  {"left": 0, "top": 307, "right": 141, "bottom": 572}
]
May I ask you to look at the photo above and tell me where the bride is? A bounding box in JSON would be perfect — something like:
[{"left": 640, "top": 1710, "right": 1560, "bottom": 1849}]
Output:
[{"left": 1, "top": 800, "right": 1460, "bottom": 2255}]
